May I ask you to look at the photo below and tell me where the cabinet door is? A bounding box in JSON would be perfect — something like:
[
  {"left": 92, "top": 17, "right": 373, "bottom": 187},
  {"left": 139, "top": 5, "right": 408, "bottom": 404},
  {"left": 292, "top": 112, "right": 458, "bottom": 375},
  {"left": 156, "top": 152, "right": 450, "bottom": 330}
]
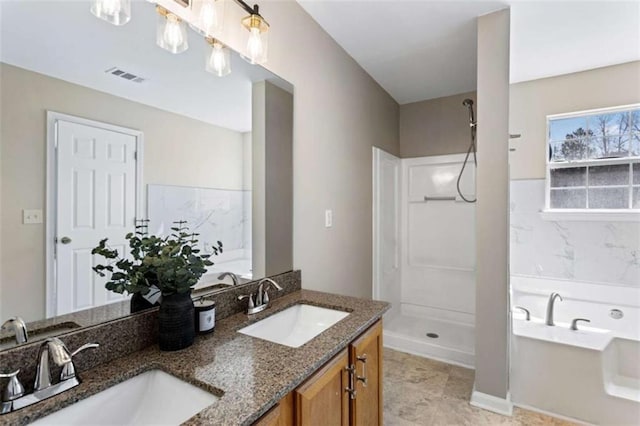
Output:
[
  {"left": 295, "top": 348, "right": 350, "bottom": 426},
  {"left": 350, "top": 320, "right": 383, "bottom": 426},
  {"left": 253, "top": 392, "right": 294, "bottom": 426}
]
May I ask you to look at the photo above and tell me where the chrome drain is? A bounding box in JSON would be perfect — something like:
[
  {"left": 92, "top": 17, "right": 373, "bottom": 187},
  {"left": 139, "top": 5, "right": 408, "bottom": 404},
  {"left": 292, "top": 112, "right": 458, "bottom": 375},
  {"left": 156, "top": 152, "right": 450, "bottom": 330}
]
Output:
[{"left": 426, "top": 332, "right": 439, "bottom": 339}]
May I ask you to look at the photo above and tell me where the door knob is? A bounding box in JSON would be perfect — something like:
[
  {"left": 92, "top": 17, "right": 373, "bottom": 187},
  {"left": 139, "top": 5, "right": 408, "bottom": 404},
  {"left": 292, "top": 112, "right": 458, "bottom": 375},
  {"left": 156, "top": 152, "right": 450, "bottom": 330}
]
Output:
[{"left": 60, "top": 236, "right": 72, "bottom": 244}]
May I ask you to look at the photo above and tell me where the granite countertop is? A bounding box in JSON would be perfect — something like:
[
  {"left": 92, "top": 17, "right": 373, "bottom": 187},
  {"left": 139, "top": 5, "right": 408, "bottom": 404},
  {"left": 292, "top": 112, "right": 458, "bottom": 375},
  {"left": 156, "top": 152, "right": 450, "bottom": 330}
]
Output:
[{"left": 4, "top": 289, "right": 389, "bottom": 426}]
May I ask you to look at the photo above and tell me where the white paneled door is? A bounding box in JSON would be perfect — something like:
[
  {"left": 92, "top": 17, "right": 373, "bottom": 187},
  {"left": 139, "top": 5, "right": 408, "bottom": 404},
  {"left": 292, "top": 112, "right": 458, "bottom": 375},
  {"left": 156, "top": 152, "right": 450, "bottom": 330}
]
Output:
[{"left": 52, "top": 116, "right": 140, "bottom": 316}]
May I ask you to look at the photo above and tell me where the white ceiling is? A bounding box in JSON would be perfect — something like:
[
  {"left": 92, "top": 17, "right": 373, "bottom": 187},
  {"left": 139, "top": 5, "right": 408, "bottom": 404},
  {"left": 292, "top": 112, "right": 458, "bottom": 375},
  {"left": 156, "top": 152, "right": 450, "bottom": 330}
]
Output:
[
  {"left": 298, "top": 0, "right": 640, "bottom": 105},
  {"left": 0, "top": 0, "right": 281, "bottom": 132}
]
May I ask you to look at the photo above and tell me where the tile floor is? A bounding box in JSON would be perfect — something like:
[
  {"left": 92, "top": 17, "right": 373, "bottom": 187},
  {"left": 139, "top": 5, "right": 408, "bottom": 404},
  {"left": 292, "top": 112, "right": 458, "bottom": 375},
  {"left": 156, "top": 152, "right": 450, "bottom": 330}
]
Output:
[{"left": 383, "top": 348, "right": 577, "bottom": 425}]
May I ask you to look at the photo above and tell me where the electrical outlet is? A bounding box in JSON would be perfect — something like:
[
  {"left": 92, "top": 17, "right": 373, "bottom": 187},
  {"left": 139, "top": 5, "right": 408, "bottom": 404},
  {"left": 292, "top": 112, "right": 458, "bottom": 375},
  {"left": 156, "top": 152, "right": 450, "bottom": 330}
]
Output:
[
  {"left": 325, "top": 210, "right": 333, "bottom": 228},
  {"left": 23, "top": 209, "right": 43, "bottom": 224}
]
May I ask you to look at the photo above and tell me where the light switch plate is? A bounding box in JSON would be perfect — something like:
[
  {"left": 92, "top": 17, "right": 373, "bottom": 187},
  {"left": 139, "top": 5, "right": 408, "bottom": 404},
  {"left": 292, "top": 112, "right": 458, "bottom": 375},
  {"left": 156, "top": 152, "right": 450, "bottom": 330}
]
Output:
[
  {"left": 23, "top": 209, "right": 43, "bottom": 224},
  {"left": 325, "top": 210, "right": 333, "bottom": 228}
]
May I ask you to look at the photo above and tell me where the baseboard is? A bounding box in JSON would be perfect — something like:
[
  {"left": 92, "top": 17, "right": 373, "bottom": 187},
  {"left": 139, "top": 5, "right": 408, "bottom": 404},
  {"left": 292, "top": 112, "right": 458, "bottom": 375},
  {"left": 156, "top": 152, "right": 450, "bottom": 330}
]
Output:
[{"left": 470, "top": 385, "right": 513, "bottom": 416}]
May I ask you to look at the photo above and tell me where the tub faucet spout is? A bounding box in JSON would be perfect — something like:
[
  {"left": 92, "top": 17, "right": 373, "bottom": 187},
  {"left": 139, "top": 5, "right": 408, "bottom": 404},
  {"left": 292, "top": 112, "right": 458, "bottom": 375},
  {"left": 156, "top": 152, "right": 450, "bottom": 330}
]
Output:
[{"left": 545, "top": 292, "right": 563, "bottom": 326}]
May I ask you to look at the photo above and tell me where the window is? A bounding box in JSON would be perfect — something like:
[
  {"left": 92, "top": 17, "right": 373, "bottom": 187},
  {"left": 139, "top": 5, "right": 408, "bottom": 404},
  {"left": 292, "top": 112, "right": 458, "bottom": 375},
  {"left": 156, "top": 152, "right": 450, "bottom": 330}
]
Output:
[{"left": 546, "top": 105, "right": 640, "bottom": 212}]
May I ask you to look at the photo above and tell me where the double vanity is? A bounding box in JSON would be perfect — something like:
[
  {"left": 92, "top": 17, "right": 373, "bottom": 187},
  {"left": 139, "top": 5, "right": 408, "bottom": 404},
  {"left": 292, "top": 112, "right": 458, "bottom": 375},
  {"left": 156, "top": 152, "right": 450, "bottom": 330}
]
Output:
[{"left": 0, "top": 271, "right": 389, "bottom": 425}]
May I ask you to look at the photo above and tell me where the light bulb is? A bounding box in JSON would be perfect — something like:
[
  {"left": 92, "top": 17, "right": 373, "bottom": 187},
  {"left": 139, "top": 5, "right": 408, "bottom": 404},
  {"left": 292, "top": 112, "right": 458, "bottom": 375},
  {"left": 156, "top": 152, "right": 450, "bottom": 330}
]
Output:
[
  {"left": 164, "top": 15, "right": 184, "bottom": 49},
  {"left": 101, "top": 0, "right": 121, "bottom": 15},
  {"left": 205, "top": 39, "right": 231, "bottom": 77},
  {"left": 246, "top": 27, "right": 263, "bottom": 62},
  {"left": 210, "top": 45, "right": 226, "bottom": 73},
  {"left": 200, "top": 2, "right": 218, "bottom": 32},
  {"left": 91, "top": 0, "right": 130, "bottom": 26}
]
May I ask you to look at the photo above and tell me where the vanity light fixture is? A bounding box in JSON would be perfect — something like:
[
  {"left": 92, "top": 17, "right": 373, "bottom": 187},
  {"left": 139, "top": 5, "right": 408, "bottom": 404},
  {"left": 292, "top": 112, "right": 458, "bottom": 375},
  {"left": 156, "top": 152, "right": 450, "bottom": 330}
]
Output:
[
  {"left": 90, "top": 0, "right": 131, "bottom": 26},
  {"left": 205, "top": 38, "right": 231, "bottom": 77},
  {"left": 156, "top": 6, "right": 189, "bottom": 54},
  {"left": 234, "top": 0, "right": 269, "bottom": 65},
  {"left": 191, "top": 0, "right": 225, "bottom": 37}
]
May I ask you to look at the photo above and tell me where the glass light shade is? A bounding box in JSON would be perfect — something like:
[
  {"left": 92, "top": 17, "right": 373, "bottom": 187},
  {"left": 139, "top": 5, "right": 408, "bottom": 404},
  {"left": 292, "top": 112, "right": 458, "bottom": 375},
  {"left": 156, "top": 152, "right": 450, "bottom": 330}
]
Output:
[
  {"left": 205, "top": 40, "right": 231, "bottom": 77},
  {"left": 241, "top": 14, "right": 269, "bottom": 65},
  {"left": 156, "top": 10, "right": 188, "bottom": 54},
  {"left": 90, "top": 0, "right": 131, "bottom": 26},
  {"left": 190, "top": 0, "right": 225, "bottom": 37}
]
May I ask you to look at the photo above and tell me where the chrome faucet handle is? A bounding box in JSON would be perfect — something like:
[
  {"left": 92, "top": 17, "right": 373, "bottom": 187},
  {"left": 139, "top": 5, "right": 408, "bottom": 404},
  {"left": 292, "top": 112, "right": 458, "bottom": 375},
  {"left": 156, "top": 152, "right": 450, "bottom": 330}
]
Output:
[
  {"left": 34, "top": 338, "right": 72, "bottom": 392},
  {"left": 0, "top": 369, "right": 24, "bottom": 402},
  {"left": 256, "top": 278, "right": 283, "bottom": 306},
  {"left": 1, "top": 317, "right": 28, "bottom": 345},
  {"left": 60, "top": 343, "right": 99, "bottom": 381},
  {"left": 238, "top": 294, "right": 255, "bottom": 309},
  {"left": 570, "top": 318, "right": 590, "bottom": 331},
  {"left": 514, "top": 306, "right": 530, "bottom": 321}
]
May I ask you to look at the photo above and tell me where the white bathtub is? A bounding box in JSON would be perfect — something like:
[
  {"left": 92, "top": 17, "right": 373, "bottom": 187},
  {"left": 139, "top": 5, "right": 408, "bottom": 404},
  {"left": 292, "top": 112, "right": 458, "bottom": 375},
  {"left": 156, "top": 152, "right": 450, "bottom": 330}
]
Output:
[{"left": 510, "top": 276, "right": 640, "bottom": 425}]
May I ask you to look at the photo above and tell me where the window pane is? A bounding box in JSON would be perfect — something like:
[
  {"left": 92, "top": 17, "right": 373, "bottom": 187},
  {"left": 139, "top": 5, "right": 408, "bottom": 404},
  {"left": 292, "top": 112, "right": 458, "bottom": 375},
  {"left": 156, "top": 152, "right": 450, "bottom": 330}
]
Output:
[
  {"left": 549, "top": 141, "right": 566, "bottom": 162},
  {"left": 589, "top": 164, "right": 629, "bottom": 186},
  {"left": 634, "top": 163, "right": 640, "bottom": 185},
  {"left": 558, "top": 138, "right": 588, "bottom": 161},
  {"left": 550, "top": 167, "right": 586, "bottom": 187},
  {"left": 549, "top": 116, "right": 588, "bottom": 141},
  {"left": 550, "top": 188, "right": 586, "bottom": 208},
  {"left": 588, "top": 111, "right": 629, "bottom": 139},
  {"left": 631, "top": 110, "right": 640, "bottom": 133},
  {"left": 633, "top": 187, "right": 640, "bottom": 209},
  {"left": 632, "top": 133, "right": 640, "bottom": 156},
  {"left": 588, "top": 135, "right": 629, "bottom": 159},
  {"left": 588, "top": 188, "right": 628, "bottom": 209}
]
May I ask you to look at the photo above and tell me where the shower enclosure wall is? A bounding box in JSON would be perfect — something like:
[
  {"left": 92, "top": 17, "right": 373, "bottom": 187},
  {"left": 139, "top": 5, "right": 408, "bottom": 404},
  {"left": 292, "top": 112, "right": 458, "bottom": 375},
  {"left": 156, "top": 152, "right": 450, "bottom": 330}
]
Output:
[{"left": 373, "top": 148, "right": 477, "bottom": 367}]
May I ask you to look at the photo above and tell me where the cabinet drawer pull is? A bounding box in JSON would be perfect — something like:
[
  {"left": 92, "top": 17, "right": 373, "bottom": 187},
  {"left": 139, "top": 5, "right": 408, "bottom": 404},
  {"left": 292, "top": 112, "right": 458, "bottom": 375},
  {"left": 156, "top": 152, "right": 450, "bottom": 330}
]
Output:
[
  {"left": 344, "top": 364, "right": 357, "bottom": 400},
  {"left": 356, "top": 354, "right": 367, "bottom": 387}
]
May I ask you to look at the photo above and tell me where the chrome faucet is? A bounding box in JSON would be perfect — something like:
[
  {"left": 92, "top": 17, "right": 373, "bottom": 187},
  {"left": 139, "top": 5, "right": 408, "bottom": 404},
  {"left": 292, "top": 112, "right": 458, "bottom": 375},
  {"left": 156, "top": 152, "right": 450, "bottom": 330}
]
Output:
[
  {"left": 545, "top": 292, "right": 563, "bottom": 326},
  {"left": 1, "top": 338, "right": 98, "bottom": 415},
  {"left": 34, "top": 338, "right": 72, "bottom": 392},
  {"left": 256, "top": 278, "right": 283, "bottom": 306},
  {"left": 1, "top": 317, "right": 28, "bottom": 345},
  {"left": 218, "top": 272, "right": 239, "bottom": 286},
  {"left": 238, "top": 278, "right": 283, "bottom": 315}
]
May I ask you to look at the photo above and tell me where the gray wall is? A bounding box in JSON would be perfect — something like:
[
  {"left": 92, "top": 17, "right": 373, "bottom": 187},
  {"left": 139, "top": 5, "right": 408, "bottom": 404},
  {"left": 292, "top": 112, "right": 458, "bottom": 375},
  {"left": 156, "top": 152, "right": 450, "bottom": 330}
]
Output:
[
  {"left": 400, "top": 91, "right": 477, "bottom": 158},
  {"left": 252, "top": 81, "right": 294, "bottom": 278},
  {"left": 475, "top": 8, "right": 511, "bottom": 400},
  {"left": 248, "top": 2, "right": 400, "bottom": 298}
]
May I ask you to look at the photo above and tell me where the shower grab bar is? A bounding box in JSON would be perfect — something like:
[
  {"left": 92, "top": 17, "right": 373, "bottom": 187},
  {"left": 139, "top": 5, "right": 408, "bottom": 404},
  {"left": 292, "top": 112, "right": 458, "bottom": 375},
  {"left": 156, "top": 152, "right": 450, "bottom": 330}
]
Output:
[{"left": 423, "top": 196, "right": 458, "bottom": 202}]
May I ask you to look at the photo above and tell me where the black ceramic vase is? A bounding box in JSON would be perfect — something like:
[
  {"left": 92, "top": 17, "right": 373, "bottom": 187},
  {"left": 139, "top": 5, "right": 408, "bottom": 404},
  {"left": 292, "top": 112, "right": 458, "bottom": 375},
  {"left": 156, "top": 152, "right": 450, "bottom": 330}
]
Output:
[
  {"left": 158, "top": 291, "right": 195, "bottom": 351},
  {"left": 130, "top": 293, "right": 158, "bottom": 314}
]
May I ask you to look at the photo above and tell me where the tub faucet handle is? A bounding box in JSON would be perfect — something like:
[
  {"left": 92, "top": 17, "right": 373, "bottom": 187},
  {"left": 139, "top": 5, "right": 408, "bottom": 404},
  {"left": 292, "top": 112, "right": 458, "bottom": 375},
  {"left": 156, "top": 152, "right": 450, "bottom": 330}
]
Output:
[
  {"left": 514, "top": 306, "right": 530, "bottom": 321},
  {"left": 570, "top": 318, "right": 590, "bottom": 331}
]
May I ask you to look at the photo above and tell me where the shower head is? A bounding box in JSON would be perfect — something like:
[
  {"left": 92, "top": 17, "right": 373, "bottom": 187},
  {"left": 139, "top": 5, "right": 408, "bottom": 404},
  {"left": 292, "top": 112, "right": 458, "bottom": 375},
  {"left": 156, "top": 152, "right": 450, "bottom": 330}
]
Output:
[{"left": 462, "top": 99, "right": 476, "bottom": 127}]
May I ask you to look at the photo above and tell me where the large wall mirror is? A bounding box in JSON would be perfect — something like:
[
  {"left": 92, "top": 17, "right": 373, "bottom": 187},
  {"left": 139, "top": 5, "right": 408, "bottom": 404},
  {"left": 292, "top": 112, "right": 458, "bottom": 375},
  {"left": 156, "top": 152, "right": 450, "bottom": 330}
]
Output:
[{"left": 0, "top": 0, "right": 293, "bottom": 350}]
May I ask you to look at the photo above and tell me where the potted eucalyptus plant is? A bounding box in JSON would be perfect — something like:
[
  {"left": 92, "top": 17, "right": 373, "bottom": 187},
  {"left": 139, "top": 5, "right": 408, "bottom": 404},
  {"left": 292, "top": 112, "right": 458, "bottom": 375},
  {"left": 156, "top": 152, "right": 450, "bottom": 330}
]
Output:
[{"left": 92, "top": 220, "right": 222, "bottom": 351}]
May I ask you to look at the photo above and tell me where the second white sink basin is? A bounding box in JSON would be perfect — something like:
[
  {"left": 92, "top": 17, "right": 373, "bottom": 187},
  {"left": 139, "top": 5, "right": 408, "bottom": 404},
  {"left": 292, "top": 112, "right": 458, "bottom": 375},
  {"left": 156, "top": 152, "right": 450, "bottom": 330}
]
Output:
[
  {"left": 239, "top": 304, "right": 350, "bottom": 348},
  {"left": 31, "top": 369, "right": 218, "bottom": 425}
]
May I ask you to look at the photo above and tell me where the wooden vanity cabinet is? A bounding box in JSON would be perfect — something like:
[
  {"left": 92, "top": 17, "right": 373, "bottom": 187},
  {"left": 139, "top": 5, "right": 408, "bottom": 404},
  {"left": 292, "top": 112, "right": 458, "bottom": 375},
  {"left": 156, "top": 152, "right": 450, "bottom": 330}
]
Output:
[
  {"left": 349, "top": 320, "right": 383, "bottom": 426},
  {"left": 295, "top": 348, "right": 351, "bottom": 426},
  {"left": 253, "top": 319, "right": 383, "bottom": 426}
]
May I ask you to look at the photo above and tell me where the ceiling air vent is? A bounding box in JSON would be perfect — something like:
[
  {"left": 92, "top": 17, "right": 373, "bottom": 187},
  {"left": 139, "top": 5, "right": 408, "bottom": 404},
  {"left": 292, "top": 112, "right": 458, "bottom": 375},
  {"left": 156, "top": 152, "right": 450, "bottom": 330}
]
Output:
[{"left": 105, "top": 67, "right": 146, "bottom": 84}]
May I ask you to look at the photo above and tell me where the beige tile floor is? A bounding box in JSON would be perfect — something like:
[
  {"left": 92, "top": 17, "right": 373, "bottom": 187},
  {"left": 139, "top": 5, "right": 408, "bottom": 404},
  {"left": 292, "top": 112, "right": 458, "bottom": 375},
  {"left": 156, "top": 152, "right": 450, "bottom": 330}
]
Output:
[{"left": 383, "top": 348, "right": 577, "bottom": 426}]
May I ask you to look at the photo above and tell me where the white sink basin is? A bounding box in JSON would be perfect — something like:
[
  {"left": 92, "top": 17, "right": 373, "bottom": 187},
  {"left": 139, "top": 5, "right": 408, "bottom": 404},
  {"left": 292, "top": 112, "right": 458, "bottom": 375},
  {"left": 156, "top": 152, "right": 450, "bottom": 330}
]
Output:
[
  {"left": 31, "top": 370, "right": 218, "bottom": 425},
  {"left": 239, "top": 304, "right": 349, "bottom": 348}
]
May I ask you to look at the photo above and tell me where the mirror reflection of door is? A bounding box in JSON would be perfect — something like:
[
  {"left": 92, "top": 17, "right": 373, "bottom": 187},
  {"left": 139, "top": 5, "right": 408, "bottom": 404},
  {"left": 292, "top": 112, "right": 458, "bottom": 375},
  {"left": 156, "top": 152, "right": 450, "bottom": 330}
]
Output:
[{"left": 48, "top": 113, "right": 142, "bottom": 316}]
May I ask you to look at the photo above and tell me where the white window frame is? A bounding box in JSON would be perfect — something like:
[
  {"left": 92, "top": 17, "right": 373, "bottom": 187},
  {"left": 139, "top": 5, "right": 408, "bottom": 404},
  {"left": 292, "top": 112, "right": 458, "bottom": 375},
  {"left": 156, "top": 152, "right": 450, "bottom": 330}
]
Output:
[{"left": 542, "top": 103, "right": 640, "bottom": 222}]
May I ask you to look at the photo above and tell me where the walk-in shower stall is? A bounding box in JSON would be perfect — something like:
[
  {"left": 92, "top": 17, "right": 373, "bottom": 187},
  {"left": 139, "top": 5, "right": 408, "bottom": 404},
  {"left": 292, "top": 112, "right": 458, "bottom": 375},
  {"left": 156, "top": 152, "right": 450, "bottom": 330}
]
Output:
[{"left": 373, "top": 100, "right": 478, "bottom": 367}]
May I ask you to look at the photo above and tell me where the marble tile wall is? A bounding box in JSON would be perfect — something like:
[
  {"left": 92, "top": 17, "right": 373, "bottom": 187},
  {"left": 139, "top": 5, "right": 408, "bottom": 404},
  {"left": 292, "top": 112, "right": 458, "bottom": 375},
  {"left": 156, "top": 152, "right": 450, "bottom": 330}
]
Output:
[
  {"left": 147, "top": 184, "right": 251, "bottom": 259},
  {"left": 510, "top": 179, "right": 640, "bottom": 287}
]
